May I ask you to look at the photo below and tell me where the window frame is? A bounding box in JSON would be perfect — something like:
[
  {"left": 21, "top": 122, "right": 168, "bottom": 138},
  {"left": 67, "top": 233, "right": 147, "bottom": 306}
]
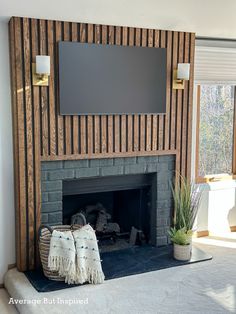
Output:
[{"left": 195, "top": 84, "right": 236, "bottom": 183}]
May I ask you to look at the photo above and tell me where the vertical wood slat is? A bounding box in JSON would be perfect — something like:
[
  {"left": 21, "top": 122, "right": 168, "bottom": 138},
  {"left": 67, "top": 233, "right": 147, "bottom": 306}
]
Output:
[
  {"left": 114, "top": 116, "right": 120, "bottom": 153},
  {"left": 165, "top": 31, "right": 172, "bottom": 150},
  {"left": 23, "top": 18, "right": 35, "bottom": 269},
  {"left": 101, "top": 116, "right": 107, "bottom": 153},
  {"left": 181, "top": 33, "right": 190, "bottom": 178},
  {"left": 101, "top": 25, "right": 108, "bottom": 154},
  {"left": 12, "top": 17, "right": 27, "bottom": 270},
  {"left": 140, "top": 29, "right": 147, "bottom": 151},
  {"left": 154, "top": 30, "right": 161, "bottom": 150},
  {"left": 71, "top": 23, "right": 79, "bottom": 154},
  {"left": 140, "top": 116, "right": 145, "bottom": 151},
  {"left": 31, "top": 18, "right": 41, "bottom": 267},
  {"left": 128, "top": 27, "right": 134, "bottom": 152},
  {"left": 47, "top": 20, "right": 56, "bottom": 156},
  {"left": 94, "top": 25, "right": 101, "bottom": 154},
  {"left": 39, "top": 20, "right": 49, "bottom": 156},
  {"left": 79, "top": 24, "right": 87, "bottom": 155},
  {"left": 134, "top": 28, "right": 141, "bottom": 152},
  {"left": 108, "top": 26, "right": 114, "bottom": 153},
  {"left": 147, "top": 28, "right": 153, "bottom": 160},
  {"left": 170, "top": 32, "right": 178, "bottom": 150},
  {"left": 9, "top": 18, "right": 20, "bottom": 269},
  {"left": 176, "top": 32, "right": 184, "bottom": 176},
  {"left": 152, "top": 115, "right": 158, "bottom": 150},
  {"left": 121, "top": 26, "right": 128, "bottom": 153},
  {"left": 158, "top": 31, "right": 166, "bottom": 150},
  {"left": 186, "top": 33, "right": 196, "bottom": 179},
  {"left": 87, "top": 24, "right": 94, "bottom": 155},
  {"left": 55, "top": 21, "right": 64, "bottom": 155},
  {"left": 133, "top": 115, "right": 139, "bottom": 151},
  {"left": 114, "top": 26, "right": 121, "bottom": 153},
  {"left": 121, "top": 115, "right": 127, "bottom": 152},
  {"left": 63, "top": 22, "right": 72, "bottom": 155}
]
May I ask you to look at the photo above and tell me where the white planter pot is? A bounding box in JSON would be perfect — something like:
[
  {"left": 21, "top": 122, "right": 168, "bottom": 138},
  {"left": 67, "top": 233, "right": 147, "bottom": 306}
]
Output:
[{"left": 173, "top": 243, "right": 192, "bottom": 261}]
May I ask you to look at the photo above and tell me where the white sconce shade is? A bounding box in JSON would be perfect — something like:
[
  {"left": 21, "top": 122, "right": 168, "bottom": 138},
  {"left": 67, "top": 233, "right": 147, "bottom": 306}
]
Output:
[
  {"left": 177, "top": 63, "right": 190, "bottom": 80},
  {"left": 36, "top": 55, "right": 50, "bottom": 75}
]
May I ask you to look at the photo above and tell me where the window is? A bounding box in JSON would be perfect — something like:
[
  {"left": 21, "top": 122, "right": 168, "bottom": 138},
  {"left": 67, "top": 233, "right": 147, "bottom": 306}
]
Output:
[{"left": 195, "top": 85, "right": 236, "bottom": 183}]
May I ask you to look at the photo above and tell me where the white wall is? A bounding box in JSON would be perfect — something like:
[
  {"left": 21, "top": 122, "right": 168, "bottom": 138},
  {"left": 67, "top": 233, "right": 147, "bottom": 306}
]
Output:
[
  {"left": 0, "top": 21, "right": 15, "bottom": 284},
  {"left": 2, "top": 0, "right": 236, "bottom": 38}
]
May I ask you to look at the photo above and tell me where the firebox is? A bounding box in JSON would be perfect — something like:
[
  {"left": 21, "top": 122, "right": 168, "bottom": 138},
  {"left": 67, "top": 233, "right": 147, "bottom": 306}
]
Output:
[{"left": 62, "top": 174, "right": 154, "bottom": 251}]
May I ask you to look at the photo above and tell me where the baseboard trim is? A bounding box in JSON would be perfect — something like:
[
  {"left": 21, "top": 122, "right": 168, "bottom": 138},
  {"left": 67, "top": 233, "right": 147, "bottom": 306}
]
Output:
[
  {"left": 8, "top": 263, "right": 16, "bottom": 270},
  {"left": 193, "top": 230, "right": 209, "bottom": 238},
  {"left": 230, "top": 226, "right": 236, "bottom": 232}
]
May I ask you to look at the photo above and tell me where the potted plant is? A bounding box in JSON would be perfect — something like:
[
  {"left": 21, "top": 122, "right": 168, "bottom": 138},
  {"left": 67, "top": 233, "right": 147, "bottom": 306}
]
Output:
[
  {"left": 169, "top": 174, "right": 202, "bottom": 261},
  {"left": 168, "top": 227, "right": 192, "bottom": 261}
]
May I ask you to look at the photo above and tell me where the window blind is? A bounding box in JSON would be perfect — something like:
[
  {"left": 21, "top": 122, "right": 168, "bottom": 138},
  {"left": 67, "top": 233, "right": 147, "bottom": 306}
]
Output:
[{"left": 195, "top": 39, "right": 236, "bottom": 84}]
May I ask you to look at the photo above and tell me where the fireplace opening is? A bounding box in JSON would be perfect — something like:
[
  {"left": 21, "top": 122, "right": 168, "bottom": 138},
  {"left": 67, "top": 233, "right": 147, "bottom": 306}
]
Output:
[{"left": 62, "top": 174, "right": 156, "bottom": 252}]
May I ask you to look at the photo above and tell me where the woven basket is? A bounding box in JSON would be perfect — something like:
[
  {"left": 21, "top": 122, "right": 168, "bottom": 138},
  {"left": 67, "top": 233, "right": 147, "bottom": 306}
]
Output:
[{"left": 38, "top": 224, "right": 82, "bottom": 281}]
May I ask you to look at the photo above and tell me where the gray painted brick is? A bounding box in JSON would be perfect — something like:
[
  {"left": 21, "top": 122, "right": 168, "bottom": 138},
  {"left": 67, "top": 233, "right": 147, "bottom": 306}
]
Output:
[
  {"left": 41, "top": 201, "right": 62, "bottom": 213},
  {"left": 157, "top": 200, "right": 172, "bottom": 209},
  {"left": 41, "top": 192, "right": 48, "bottom": 203},
  {"left": 48, "top": 211, "right": 63, "bottom": 224},
  {"left": 124, "top": 164, "right": 146, "bottom": 175},
  {"left": 41, "top": 171, "right": 48, "bottom": 181},
  {"left": 41, "top": 156, "right": 174, "bottom": 244},
  {"left": 158, "top": 156, "right": 174, "bottom": 163},
  {"left": 75, "top": 167, "right": 100, "bottom": 178},
  {"left": 157, "top": 172, "right": 169, "bottom": 184},
  {"left": 137, "top": 156, "right": 159, "bottom": 164},
  {"left": 123, "top": 157, "right": 137, "bottom": 164},
  {"left": 48, "top": 191, "right": 62, "bottom": 202},
  {"left": 157, "top": 218, "right": 170, "bottom": 227},
  {"left": 157, "top": 182, "right": 170, "bottom": 191},
  {"left": 157, "top": 209, "right": 172, "bottom": 219},
  {"left": 41, "top": 161, "right": 63, "bottom": 170},
  {"left": 64, "top": 160, "right": 89, "bottom": 169},
  {"left": 158, "top": 190, "right": 172, "bottom": 201},
  {"left": 147, "top": 163, "right": 159, "bottom": 173},
  {"left": 158, "top": 162, "right": 169, "bottom": 172},
  {"left": 89, "top": 159, "right": 114, "bottom": 167},
  {"left": 156, "top": 236, "right": 168, "bottom": 246},
  {"left": 41, "top": 213, "right": 49, "bottom": 224},
  {"left": 113, "top": 158, "right": 125, "bottom": 165},
  {"left": 168, "top": 160, "right": 175, "bottom": 170},
  {"left": 101, "top": 166, "right": 124, "bottom": 176},
  {"left": 156, "top": 226, "right": 169, "bottom": 237},
  {"left": 41, "top": 180, "right": 62, "bottom": 192},
  {"left": 48, "top": 169, "right": 75, "bottom": 180}
]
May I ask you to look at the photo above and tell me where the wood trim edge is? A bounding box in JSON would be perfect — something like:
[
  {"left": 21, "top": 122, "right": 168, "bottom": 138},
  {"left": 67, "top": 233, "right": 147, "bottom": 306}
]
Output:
[
  {"left": 41, "top": 150, "right": 177, "bottom": 161},
  {"left": 193, "top": 230, "right": 209, "bottom": 238}
]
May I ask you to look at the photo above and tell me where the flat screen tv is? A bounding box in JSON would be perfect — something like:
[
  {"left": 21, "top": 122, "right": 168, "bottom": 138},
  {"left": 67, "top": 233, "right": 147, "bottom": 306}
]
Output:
[{"left": 58, "top": 42, "right": 167, "bottom": 115}]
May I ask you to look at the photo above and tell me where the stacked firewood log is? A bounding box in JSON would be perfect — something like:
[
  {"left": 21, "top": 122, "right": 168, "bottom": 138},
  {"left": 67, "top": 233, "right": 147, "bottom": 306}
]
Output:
[{"left": 71, "top": 203, "right": 120, "bottom": 234}]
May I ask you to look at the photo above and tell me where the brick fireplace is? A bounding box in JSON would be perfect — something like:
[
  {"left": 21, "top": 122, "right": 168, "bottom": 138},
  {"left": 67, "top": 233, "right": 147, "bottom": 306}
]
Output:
[{"left": 41, "top": 155, "right": 175, "bottom": 247}]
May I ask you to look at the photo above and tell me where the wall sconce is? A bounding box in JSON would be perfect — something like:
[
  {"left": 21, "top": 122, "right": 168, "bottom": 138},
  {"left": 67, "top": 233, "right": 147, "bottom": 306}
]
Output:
[
  {"left": 173, "top": 63, "right": 190, "bottom": 89},
  {"left": 32, "top": 56, "right": 50, "bottom": 86}
]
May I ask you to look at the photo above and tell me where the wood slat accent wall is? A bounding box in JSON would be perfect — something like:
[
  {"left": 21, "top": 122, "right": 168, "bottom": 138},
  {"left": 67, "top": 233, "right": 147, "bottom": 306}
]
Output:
[{"left": 9, "top": 17, "right": 195, "bottom": 271}]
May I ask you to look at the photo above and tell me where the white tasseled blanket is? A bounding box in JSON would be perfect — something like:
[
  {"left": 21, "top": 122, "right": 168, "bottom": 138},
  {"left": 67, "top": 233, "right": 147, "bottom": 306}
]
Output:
[{"left": 48, "top": 225, "right": 104, "bottom": 284}]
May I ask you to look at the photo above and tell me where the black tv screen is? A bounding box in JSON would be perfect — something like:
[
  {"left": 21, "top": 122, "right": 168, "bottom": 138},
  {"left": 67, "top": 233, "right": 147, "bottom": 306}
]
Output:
[{"left": 58, "top": 42, "right": 167, "bottom": 115}]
